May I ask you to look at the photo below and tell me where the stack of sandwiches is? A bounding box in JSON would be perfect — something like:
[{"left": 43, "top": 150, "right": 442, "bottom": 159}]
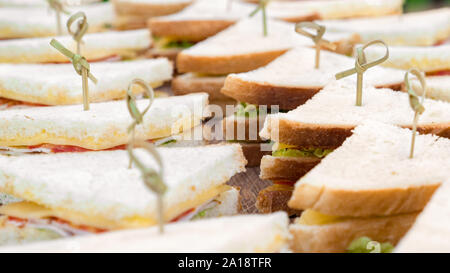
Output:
[
  {"left": 288, "top": 121, "right": 450, "bottom": 252},
  {"left": 0, "top": 0, "right": 449, "bottom": 254},
  {"left": 147, "top": 0, "right": 401, "bottom": 61},
  {"left": 174, "top": 17, "right": 357, "bottom": 166},
  {"left": 257, "top": 80, "right": 450, "bottom": 215},
  {"left": 0, "top": 144, "right": 247, "bottom": 246}
]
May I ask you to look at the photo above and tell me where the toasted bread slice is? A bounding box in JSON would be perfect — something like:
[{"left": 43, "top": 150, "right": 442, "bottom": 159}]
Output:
[
  {"left": 172, "top": 73, "right": 229, "bottom": 100},
  {"left": 222, "top": 47, "right": 403, "bottom": 110},
  {"left": 290, "top": 212, "right": 418, "bottom": 253},
  {"left": 0, "top": 59, "right": 172, "bottom": 105},
  {"left": 148, "top": 0, "right": 255, "bottom": 42},
  {"left": 177, "top": 17, "right": 357, "bottom": 75},
  {"left": 260, "top": 80, "right": 450, "bottom": 148},
  {"left": 319, "top": 8, "right": 450, "bottom": 46},
  {"left": 256, "top": 184, "right": 301, "bottom": 217},
  {"left": 113, "top": 0, "right": 192, "bottom": 30},
  {"left": 0, "top": 3, "right": 114, "bottom": 39},
  {"left": 260, "top": 155, "right": 321, "bottom": 181},
  {"left": 240, "top": 142, "right": 271, "bottom": 167},
  {"left": 396, "top": 181, "right": 450, "bottom": 253},
  {"left": 288, "top": 121, "right": 450, "bottom": 217}
]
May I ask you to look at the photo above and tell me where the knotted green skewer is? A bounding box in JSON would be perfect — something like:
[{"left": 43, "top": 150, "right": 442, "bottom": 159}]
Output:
[
  {"left": 126, "top": 79, "right": 155, "bottom": 168},
  {"left": 249, "top": 0, "right": 270, "bottom": 36},
  {"left": 404, "top": 69, "right": 427, "bottom": 159},
  {"left": 128, "top": 140, "right": 167, "bottom": 234},
  {"left": 50, "top": 39, "right": 97, "bottom": 110},
  {"left": 335, "top": 40, "right": 389, "bottom": 106}
]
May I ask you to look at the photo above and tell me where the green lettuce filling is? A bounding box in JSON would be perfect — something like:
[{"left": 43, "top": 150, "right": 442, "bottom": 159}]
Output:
[
  {"left": 235, "top": 102, "right": 259, "bottom": 118},
  {"left": 153, "top": 36, "right": 195, "bottom": 49},
  {"left": 272, "top": 148, "right": 333, "bottom": 158},
  {"left": 347, "top": 237, "right": 394, "bottom": 253}
]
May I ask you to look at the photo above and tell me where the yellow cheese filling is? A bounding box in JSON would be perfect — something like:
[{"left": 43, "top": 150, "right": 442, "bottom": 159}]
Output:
[
  {"left": 1, "top": 115, "right": 201, "bottom": 150},
  {"left": 297, "top": 210, "right": 347, "bottom": 226},
  {"left": 0, "top": 81, "right": 164, "bottom": 106},
  {"left": 0, "top": 185, "right": 230, "bottom": 230}
]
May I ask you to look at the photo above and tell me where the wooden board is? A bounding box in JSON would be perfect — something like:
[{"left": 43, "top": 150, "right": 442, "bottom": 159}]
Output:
[{"left": 227, "top": 167, "right": 272, "bottom": 214}]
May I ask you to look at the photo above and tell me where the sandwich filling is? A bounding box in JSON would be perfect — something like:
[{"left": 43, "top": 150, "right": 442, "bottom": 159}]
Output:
[
  {"left": 0, "top": 185, "right": 233, "bottom": 240},
  {"left": 272, "top": 143, "right": 333, "bottom": 159},
  {"left": 0, "top": 138, "right": 177, "bottom": 155}
]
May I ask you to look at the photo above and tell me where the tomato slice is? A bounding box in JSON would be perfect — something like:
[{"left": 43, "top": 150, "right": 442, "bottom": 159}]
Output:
[
  {"left": 427, "top": 70, "right": 450, "bottom": 76},
  {"left": 170, "top": 208, "right": 195, "bottom": 223}
]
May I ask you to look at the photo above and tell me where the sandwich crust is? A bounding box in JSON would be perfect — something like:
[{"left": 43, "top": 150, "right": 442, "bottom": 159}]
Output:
[
  {"left": 263, "top": 119, "right": 450, "bottom": 148},
  {"left": 114, "top": 0, "right": 191, "bottom": 17},
  {"left": 177, "top": 50, "right": 288, "bottom": 75},
  {"left": 222, "top": 77, "right": 403, "bottom": 111},
  {"left": 289, "top": 212, "right": 418, "bottom": 253},
  {"left": 288, "top": 183, "right": 440, "bottom": 217},
  {"left": 149, "top": 19, "right": 235, "bottom": 42},
  {"left": 240, "top": 142, "right": 270, "bottom": 167},
  {"left": 256, "top": 185, "right": 301, "bottom": 217},
  {"left": 172, "top": 74, "right": 228, "bottom": 100},
  {"left": 260, "top": 155, "right": 321, "bottom": 181}
]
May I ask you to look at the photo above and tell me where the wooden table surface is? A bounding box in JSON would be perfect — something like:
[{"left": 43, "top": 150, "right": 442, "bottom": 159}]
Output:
[{"left": 227, "top": 167, "right": 272, "bottom": 214}]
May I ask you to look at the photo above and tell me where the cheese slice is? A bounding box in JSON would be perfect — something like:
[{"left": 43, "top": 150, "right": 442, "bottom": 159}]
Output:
[
  {"left": 297, "top": 209, "right": 346, "bottom": 226},
  {"left": 0, "top": 185, "right": 231, "bottom": 230}
]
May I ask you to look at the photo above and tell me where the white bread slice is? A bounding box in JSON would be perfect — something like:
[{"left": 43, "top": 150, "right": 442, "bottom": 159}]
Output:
[
  {"left": 199, "top": 187, "right": 241, "bottom": 218},
  {"left": 0, "top": 144, "right": 246, "bottom": 230},
  {"left": 290, "top": 212, "right": 418, "bottom": 253},
  {"left": 0, "top": 187, "right": 239, "bottom": 247},
  {"left": 223, "top": 47, "right": 404, "bottom": 110},
  {"left": 0, "top": 3, "right": 115, "bottom": 39},
  {"left": 267, "top": 0, "right": 403, "bottom": 22},
  {"left": 260, "top": 80, "right": 450, "bottom": 148},
  {"left": 288, "top": 121, "right": 450, "bottom": 217},
  {"left": 0, "top": 212, "right": 290, "bottom": 253},
  {"left": 0, "top": 0, "right": 101, "bottom": 6},
  {"left": 148, "top": 0, "right": 259, "bottom": 42},
  {"left": 0, "top": 29, "right": 151, "bottom": 64},
  {"left": 177, "top": 17, "right": 357, "bottom": 74},
  {"left": 411, "top": 76, "right": 450, "bottom": 103},
  {"left": 319, "top": 8, "right": 450, "bottom": 46},
  {"left": 364, "top": 44, "right": 450, "bottom": 73},
  {"left": 0, "top": 58, "right": 172, "bottom": 105},
  {"left": 396, "top": 180, "right": 450, "bottom": 253},
  {"left": 0, "top": 93, "right": 208, "bottom": 150}
]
